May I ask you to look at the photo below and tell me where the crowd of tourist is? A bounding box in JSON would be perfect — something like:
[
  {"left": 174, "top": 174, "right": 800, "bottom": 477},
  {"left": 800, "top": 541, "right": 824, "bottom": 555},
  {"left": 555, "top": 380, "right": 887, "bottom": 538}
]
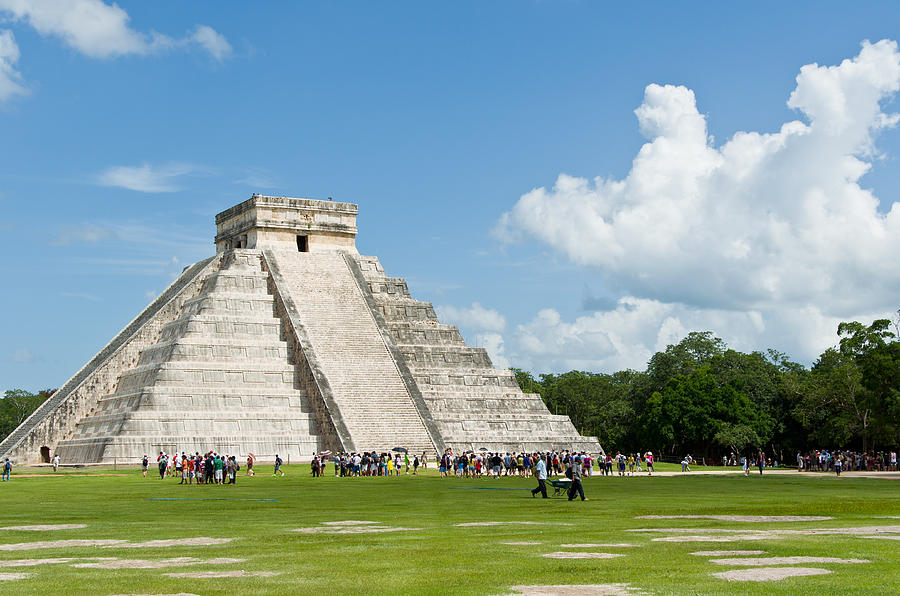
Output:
[
  {"left": 140, "top": 446, "right": 900, "bottom": 485},
  {"left": 309, "top": 451, "right": 426, "bottom": 477},
  {"left": 145, "top": 451, "right": 283, "bottom": 485},
  {"left": 796, "top": 449, "right": 898, "bottom": 474}
]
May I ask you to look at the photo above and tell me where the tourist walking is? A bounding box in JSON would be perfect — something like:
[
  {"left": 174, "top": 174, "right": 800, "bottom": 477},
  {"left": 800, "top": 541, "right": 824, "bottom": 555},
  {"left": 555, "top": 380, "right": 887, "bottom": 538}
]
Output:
[
  {"left": 274, "top": 454, "right": 285, "bottom": 477},
  {"left": 567, "top": 456, "right": 587, "bottom": 501},
  {"left": 531, "top": 454, "right": 548, "bottom": 498},
  {"left": 645, "top": 451, "right": 654, "bottom": 475},
  {"left": 2, "top": 458, "right": 11, "bottom": 481},
  {"left": 52, "top": 453, "right": 60, "bottom": 472},
  {"left": 141, "top": 455, "right": 149, "bottom": 478},
  {"left": 157, "top": 452, "right": 167, "bottom": 479}
]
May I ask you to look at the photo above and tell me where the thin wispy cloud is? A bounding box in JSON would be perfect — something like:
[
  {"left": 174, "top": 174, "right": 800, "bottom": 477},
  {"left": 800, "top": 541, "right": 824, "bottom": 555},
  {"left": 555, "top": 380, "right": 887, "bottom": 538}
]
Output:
[
  {"left": 53, "top": 224, "right": 118, "bottom": 246},
  {"left": 10, "top": 348, "right": 36, "bottom": 363},
  {"left": 96, "top": 162, "right": 207, "bottom": 193}
]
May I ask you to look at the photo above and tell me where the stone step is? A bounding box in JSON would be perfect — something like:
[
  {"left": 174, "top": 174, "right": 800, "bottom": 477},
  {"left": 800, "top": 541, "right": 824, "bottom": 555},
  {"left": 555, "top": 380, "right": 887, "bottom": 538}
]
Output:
[{"left": 269, "top": 250, "right": 436, "bottom": 452}]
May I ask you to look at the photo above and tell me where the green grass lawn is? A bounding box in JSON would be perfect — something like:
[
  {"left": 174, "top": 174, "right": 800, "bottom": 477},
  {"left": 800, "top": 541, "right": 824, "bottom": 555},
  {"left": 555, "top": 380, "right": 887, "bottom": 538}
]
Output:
[{"left": 0, "top": 465, "right": 898, "bottom": 595}]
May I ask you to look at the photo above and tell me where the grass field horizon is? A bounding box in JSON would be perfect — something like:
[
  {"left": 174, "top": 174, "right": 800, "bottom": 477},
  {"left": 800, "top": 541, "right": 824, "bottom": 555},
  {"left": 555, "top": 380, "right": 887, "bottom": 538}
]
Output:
[{"left": 1, "top": 464, "right": 898, "bottom": 595}]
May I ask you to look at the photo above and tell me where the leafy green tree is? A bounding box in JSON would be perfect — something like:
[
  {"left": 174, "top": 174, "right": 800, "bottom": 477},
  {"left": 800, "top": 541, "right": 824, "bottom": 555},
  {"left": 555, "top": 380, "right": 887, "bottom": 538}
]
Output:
[{"left": 0, "top": 389, "right": 55, "bottom": 440}]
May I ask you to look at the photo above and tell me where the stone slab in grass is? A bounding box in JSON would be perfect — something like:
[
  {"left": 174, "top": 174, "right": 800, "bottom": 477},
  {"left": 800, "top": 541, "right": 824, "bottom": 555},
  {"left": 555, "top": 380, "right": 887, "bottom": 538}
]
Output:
[{"left": 712, "top": 567, "right": 832, "bottom": 582}]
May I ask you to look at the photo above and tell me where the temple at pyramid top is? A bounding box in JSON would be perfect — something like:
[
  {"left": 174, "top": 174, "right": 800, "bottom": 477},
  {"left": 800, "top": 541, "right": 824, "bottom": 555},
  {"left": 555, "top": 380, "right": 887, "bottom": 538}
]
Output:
[
  {"left": 1, "top": 194, "right": 601, "bottom": 464},
  {"left": 215, "top": 194, "right": 359, "bottom": 253}
]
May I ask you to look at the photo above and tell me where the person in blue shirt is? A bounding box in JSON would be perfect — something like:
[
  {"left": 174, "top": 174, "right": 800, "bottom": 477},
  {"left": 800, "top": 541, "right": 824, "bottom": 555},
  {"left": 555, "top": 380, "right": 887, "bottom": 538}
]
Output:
[{"left": 2, "top": 458, "right": 11, "bottom": 481}]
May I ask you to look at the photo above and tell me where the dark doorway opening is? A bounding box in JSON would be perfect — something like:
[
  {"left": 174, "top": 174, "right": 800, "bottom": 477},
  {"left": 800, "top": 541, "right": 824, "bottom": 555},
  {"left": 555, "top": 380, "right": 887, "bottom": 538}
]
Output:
[
  {"left": 297, "top": 235, "right": 309, "bottom": 252},
  {"left": 40, "top": 446, "right": 50, "bottom": 463}
]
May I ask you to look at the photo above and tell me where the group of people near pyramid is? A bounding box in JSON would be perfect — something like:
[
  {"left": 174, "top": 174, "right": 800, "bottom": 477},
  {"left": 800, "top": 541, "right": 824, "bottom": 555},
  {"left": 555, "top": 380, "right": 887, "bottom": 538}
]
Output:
[
  {"left": 144, "top": 451, "right": 274, "bottom": 484},
  {"left": 310, "top": 451, "right": 426, "bottom": 477},
  {"left": 436, "top": 450, "right": 597, "bottom": 479}
]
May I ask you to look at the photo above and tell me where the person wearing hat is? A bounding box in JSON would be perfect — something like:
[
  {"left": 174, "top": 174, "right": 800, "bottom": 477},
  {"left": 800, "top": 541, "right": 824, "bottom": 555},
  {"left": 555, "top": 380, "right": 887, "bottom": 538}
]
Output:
[{"left": 646, "top": 451, "right": 654, "bottom": 475}]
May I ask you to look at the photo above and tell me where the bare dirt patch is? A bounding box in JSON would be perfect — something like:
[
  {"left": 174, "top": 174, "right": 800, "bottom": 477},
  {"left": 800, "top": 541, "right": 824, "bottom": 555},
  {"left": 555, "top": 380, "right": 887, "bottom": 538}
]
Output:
[
  {"left": 0, "top": 539, "right": 126, "bottom": 551},
  {"left": 0, "top": 572, "right": 30, "bottom": 581},
  {"left": 690, "top": 550, "right": 766, "bottom": 557},
  {"left": 111, "top": 538, "right": 234, "bottom": 548},
  {"left": 293, "top": 525, "right": 420, "bottom": 534},
  {"left": 509, "top": 584, "right": 644, "bottom": 595},
  {"left": 0, "top": 558, "right": 76, "bottom": 567},
  {"left": 559, "top": 544, "right": 635, "bottom": 548},
  {"left": 502, "top": 542, "right": 542, "bottom": 546},
  {"left": 628, "top": 528, "right": 758, "bottom": 533},
  {"left": 636, "top": 515, "right": 832, "bottom": 523},
  {"left": 320, "top": 521, "right": 378, "bottom": 526},
  {"left": 862, "top": 535, "right": 900, "bottom": 540},
  {"left": 652, "top": 535, "right": 776, "bottom": 543},
  {"left": 541, "top": 552, "right": 625, "bottom": 559},
  {"left": 633, "top": 524, "right": 900, "bottom": 540},
  {"left": 0, "top": 524, "right": 87, "bottom": 531},
  {"left": 72, "top": 557, "right": 245, "bottom": 569},
  {"left": 457, "top": 521, "right": 572, "bottom": 527},
  {"left": 711, "top": 567, "right": 832, "bottom": 582},
  {"left": 709, "top": 556, "right": 869, "bottom": 566},
  {"left": 164, "top": 570, "right": 281, "bottom": 579}
]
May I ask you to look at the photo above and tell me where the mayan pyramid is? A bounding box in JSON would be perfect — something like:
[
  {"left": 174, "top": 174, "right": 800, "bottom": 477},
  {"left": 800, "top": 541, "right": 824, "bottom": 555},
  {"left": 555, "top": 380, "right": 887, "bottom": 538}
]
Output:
[{"left": 1, "top": 196, "right": 601, "bottom": 463}]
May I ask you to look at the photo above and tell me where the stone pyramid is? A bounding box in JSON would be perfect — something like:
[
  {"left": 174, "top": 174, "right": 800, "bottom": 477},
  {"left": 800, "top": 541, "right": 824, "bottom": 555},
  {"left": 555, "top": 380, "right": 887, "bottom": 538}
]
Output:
[{"left": 1, "top": 196, "right": 601, "bottom": 463}]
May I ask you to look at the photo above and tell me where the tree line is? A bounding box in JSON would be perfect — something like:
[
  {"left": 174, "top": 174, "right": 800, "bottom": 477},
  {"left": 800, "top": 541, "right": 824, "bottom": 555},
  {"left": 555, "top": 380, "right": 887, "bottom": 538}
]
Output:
[
  {"left": 514, "top": 312, "right": 900, "bottom": 462},
  {"left": 0, "top": 389, "right": 55, "bottom": 441}
]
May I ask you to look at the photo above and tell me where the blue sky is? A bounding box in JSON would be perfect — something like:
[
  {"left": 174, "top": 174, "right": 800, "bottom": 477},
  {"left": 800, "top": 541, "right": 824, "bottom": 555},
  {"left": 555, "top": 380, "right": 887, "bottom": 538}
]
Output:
[{"left": 3, "top": 1, "right": 900, "bottom": 391}]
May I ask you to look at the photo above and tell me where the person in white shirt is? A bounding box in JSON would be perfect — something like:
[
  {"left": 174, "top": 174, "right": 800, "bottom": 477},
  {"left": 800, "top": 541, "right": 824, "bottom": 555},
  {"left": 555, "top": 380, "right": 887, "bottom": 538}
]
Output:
[{"left": 531, "top": 454, "right": 548, "bottom": 499}]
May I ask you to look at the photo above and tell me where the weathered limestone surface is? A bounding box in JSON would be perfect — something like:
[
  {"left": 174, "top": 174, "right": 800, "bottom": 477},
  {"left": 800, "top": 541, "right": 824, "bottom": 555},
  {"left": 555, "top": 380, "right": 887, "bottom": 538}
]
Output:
[
  {"left": 265, "top": 249, "right": 439, "bottom": 455},
  {"left": 2, "top": 195, "right": 601, "bottom": 463},
  {"left": 53, "top": 250, "right": 321, "bottom": 462},
  {"left": 353, "top": 255, "right": 601, "bottom": 454},
  {"left": 0, "top": 256, "right": 220, "bottom": 463}
]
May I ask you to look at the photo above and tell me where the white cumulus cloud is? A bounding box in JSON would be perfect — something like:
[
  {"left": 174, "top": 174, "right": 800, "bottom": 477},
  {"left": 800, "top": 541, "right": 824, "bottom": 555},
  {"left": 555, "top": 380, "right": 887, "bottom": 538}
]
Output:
[
  {"left": 0, "top": 0, "right": 231, "bottom": 60},
  {"left": 0, "top": 29, "right": 26, "bottom": 101},
  {"left": 496, "top": 39, "right": 900, "bottom": 369},
  {"left": 435, "top": 302, "right": 507, "bottom": 333}
]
